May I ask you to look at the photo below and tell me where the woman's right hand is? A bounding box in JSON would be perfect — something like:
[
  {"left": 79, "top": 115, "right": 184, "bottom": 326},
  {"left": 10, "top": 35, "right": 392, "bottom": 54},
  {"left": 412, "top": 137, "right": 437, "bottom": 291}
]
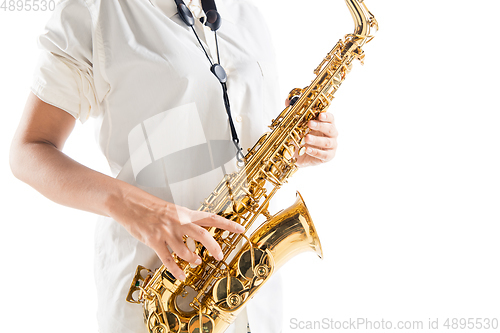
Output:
[{"left": 108, "top": 186, "right": 245, "bottom": 281}]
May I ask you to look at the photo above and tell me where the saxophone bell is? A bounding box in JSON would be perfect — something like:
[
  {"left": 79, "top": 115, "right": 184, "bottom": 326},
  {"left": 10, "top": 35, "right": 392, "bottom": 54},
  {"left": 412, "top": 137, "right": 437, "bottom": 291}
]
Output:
[{"left": 243, "top": 191, "right": 323, "bottom": 268}]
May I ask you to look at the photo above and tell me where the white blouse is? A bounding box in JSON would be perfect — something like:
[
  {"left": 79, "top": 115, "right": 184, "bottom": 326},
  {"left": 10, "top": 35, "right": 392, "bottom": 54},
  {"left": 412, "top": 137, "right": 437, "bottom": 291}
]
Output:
[{"left": 31, "top": 0, "right": 283, "bottom": 332}]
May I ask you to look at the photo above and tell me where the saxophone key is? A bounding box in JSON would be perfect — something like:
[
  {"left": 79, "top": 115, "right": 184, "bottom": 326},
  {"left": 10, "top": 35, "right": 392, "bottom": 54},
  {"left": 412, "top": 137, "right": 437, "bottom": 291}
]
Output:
[
  {"left": 237, "top": 248, "right": 266, "bottom": 280},
  {"left": 286, "top": 87, "right": 304, "bottom": 102},
  {"left": 151, "top": 323, "right": 170, "bottom": 333},
  {"left": 174, "top": 285, "right": 198, "bottom": 314},
  {"left": 212, "top": 276, "right": 245, "bottom": 309},
  {"left": 188, "top": 314, "right": 214, "bottom": 333},
  {"left": 149, "top": 312, "right": 180, "bottom": 333},
  {"left": 282, "top": 145, "right": 295, "bottom": 160}
]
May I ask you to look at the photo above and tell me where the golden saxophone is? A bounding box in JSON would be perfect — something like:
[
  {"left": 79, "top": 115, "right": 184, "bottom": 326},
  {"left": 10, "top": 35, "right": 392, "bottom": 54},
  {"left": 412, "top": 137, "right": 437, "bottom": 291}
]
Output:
[{"left": 126, "top": 1, "right": 378, "bottom": 332}]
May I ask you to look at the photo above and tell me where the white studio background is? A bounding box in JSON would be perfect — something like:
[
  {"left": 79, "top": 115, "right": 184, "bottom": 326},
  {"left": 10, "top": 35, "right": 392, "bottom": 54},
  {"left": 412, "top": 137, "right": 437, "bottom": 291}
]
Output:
[{"left": 0, "top": 1, "right": 499, "bottom": 333}]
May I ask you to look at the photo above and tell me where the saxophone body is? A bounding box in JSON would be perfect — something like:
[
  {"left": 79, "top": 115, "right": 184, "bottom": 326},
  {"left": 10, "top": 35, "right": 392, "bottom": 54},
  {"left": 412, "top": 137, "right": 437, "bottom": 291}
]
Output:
[{"left": 126, "top": 1, "right": 378, "bottom": 332}]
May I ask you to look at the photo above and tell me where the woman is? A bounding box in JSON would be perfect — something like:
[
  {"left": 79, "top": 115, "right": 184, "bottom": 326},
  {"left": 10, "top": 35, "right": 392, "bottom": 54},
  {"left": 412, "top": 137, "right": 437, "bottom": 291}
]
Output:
[{"left": 9, "top": 0, "right": 338, "bottom": 332}]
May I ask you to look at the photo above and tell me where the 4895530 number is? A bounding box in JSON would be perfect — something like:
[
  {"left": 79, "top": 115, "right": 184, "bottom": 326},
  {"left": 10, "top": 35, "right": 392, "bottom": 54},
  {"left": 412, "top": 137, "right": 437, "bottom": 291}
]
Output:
[
  {"left": 443, "top": 318, "right": 499, "bottom": 330},
  {"left": 1, "top": 0, "right": 56, "bottom": 11}
]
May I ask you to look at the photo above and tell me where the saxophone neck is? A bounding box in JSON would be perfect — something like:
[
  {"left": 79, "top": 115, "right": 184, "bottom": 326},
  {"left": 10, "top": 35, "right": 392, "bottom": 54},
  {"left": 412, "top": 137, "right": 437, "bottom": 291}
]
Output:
[{"left": 345, "top": 0, "right": 378, "bottom": 46}]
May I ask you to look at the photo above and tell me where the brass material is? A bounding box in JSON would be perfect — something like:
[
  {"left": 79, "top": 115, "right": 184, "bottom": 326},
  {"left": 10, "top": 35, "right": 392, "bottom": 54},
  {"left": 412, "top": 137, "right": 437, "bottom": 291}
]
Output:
[
  {"left": 212, "top": 276, "right": 245, "bottom": 308},
  {"left": 188, "top": 314, "right": 214, "bottom": 333},
  {"left": 175, "top": 286, "right": 197, "bottom": 314},
  {"left": 237, "top": 248, "right": 265, "bottom": 280},
  {"left": 152, "top": 323, "right": 169, "bottom": 333},
  {"left": 127, "top": 1, "right": 377, "bottom": 332},
  {"left": 165, "top": 312, "right": 181, "bottom": 333},
  {"left": 126, "top": 265, "right": 152, "bottom": 304}
]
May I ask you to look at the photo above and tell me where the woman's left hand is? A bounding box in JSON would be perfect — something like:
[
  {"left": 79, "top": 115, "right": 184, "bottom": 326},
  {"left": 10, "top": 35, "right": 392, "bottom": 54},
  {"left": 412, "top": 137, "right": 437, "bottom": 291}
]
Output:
[{"left": 295, "top": 111, "right": 338, "bottom": 168}]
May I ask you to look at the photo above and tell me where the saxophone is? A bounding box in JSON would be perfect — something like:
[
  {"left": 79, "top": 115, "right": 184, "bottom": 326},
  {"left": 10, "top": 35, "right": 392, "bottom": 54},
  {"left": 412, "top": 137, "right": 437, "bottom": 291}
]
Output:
[{"left": 127, "top": 1, "right": 378, "bottom": 332}]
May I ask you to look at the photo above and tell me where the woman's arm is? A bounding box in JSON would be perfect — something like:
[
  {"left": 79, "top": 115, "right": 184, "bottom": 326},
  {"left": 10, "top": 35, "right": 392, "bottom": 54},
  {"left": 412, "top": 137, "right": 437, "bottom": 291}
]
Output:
[{"left": 10, "top": 92, "right": 244, "bottom": 281}]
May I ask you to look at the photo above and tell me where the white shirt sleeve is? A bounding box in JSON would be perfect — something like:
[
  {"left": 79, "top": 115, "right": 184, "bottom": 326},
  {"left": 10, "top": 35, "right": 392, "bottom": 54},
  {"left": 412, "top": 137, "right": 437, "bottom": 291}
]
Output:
[{"left": 31, "top": 0, "right": 100, "bottom": 123}]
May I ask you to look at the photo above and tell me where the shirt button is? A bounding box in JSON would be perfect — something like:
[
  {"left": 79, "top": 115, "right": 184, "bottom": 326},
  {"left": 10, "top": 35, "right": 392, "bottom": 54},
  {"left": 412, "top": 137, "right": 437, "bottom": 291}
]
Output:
[{"left": 235, "top": 115, "right": 243, "bottom": 123}]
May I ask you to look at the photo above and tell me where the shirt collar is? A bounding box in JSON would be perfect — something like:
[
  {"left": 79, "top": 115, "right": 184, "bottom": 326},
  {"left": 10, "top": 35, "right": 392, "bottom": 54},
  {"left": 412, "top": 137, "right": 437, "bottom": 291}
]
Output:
[{"left": 149, "top": 0, "right": 234, "bottom": 25}]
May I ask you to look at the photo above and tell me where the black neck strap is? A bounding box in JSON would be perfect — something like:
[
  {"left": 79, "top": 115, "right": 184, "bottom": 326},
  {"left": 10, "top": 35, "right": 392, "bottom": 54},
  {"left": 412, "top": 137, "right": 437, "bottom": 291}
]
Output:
[
  {"left": 201, "top": 0, "right": 216, "bottom": 13},
  {"left": 173, "top": 0, "right": 244, "bottom": 164}
]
